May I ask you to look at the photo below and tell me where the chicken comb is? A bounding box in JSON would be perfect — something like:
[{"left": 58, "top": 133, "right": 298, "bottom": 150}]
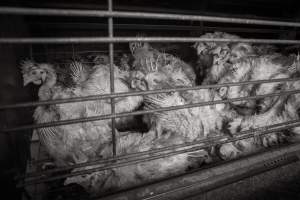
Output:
[
  {"left": 193, "top": 32, "right": 241, "bottom": 54},
  {"left": 20, "top": 59, "right": 37, "bottom": 74},
  {"left": 20, "top": 59, "right": 45, "bottom": 86},
  {"left": 129, "top": 33, "right": 150, "bottom": 55}
]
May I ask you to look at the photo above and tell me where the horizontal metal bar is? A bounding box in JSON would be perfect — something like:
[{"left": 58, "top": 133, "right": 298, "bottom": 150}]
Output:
[
  {"left": 1, "top": 77, "right": 299, "bottom": 110},
  {"left": 98, "top": 143, "right": 300, "bottom": 200},
  {"left": 204, "top": 26, "right": 296, "bottom": 34},
  {"left": 28, "top": 158, "right": 53, "bottom": 166},
  {"left": 29, "top": 22, "right": 295, "bottom": 34},
  {"left": 184, "top": 155, "right": 299, "bottom": 200},
  {"left": 1, "top": 37, "right": 300, "bottom": 44},
  {"left": 32, "top": 144, "right": 300, "bottom": 199},
  {"left": 20, "top": 143, "right": 214, "bottom": 186},
  {"left": 18, "top": 120, "right": 300, "bottom": 187},
  {"left": 2, "top": 89, "right": 300, "bottom": 133},
  {"left": 50, "top": 61, "right": 104, "bottom": 65},
  {"left": 1, "top": 7, "right": 300, "bottom": 27},
  {"left": 9, "top": 2, "right": 289, "bottom": 22},
  {"left": 32, "top": 49, "right": 126, "bottom": 56},
  {"left": 17, "top": 119, "right": 300, "bottom": 181}
]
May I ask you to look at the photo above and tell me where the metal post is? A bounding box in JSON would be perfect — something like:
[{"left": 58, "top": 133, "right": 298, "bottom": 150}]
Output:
[{"left": 108, "top": 0, "right": 116, "bottom": 156}]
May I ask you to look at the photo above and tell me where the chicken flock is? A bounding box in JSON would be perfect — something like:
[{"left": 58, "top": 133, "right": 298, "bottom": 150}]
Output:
[{"left": 20, "top": 32, "right": 300, "bottom": 196}]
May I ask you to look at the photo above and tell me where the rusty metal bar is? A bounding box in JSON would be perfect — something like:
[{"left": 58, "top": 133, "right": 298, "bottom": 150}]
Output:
[
  {"left": 17, "top": 119, "right": 300, "bottom": 181},
  {"left": 1, "top": 7, "right": 300, "bottom": 27},
  {"left": 2, "top": 89, "right": 300, "bottom": 133},
  {"left": 17, "top": 120, "right": 300, "bottom": 187},
  {"left": 108, "top": 0, "right": 117, "bottom": 157},
  {"left": 1, "top": 37, "right": 300, "bottom": 44},
  {"left": 1, "top": 77, "right": 299, "bottom": 110},
  {"left": 97, "top": 143, "right": 300, "bottom": 200}
]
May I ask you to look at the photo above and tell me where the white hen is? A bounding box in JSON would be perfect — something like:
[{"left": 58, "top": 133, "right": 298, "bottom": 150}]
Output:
[
  {"left": 21, "top": 60, "right": 143, "bottom": 166},
  {"left": 64, "top": 130, "right": 210, "bottom": 195}
]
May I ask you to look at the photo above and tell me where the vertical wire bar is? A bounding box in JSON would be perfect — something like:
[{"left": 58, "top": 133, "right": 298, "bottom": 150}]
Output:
[
  {"left": 33, "top": 136, "right": 42, "bottom": 200},
  {"left": 108, "top": 0, "right": 116, "bottom": 156},
  {"left": 29, "top": 44, "right": 33, "bottom": 60},
  {"left": 72, "top": 43, "right": 75, "bottom": 60}
]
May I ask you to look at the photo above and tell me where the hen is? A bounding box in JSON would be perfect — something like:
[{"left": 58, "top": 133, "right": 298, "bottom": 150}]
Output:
[
  {"left": 193, "top": 32, "right": 253, "bottom": 85},
  {"left": 217, "top": 53, "right": 299, "bottom": 114},
  {"left": 194, "top": 32, "right": 300, "bottom": 160},
  {"left": 21, "top": 60, "right": 143, "bottom": 166},
  {"left": 64, "top": 130, "right": 211, "bottom": 195},
  {"left": 129, "top": 41, "right": 198, "bottom": 133},
  {"left": 129, "top": 42, "right": 236, "bottom": 154},
  {"left": 219, "top": 83, "right": 300, "bottom": 160},
  {"left": 193, "top": 32, "right": 277, "bottom": 86},
  {"left": 194, "top": 32, "right": 300, "bottom": 116},
  {"left": 130, "top": 41, "right": 196, "bottom": 82},
  {"left": 220, "top": 66, "right": 300, "bottom": 159}
]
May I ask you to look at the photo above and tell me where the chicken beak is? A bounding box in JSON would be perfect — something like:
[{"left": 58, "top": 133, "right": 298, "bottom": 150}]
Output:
[
  {"left": 41, "top": 73, "right": 47, "bottom": 83},
  {"left": 23, "top": 79, "right": 32, "bottom": 86},
  {"left": 32, "top": 79, "right": 42, "bottom": 85},
  {"left": 23, "top": 75, "right": 37, "bottom": 86},
  {"left": 24, "top": 75, "right": 45, "bottom": 86}
]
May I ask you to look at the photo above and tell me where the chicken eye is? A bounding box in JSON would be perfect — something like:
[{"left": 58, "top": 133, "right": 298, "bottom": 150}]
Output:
[
  {"left": 31, "top": 71, "right": 37, "bottom": 75},
  {"left": 231, "top": 53, "right": 238, "bottom": 58},
  {"left": 219, "top": 87, "right": 228, "bottom": 97}
]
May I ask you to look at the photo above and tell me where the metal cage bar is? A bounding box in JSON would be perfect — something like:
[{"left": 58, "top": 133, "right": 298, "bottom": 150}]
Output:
[
  {"left": 2, "top": 89, "right": 300, "bottom": 133},
  {"left": 17, "top": 119, "right": 300, "bottom": 181},
  {"left": 1, "top": 37, "right": 300, "bottom": 44},
  {"left": 108, "top": 0, "right": 117, "bottom": 156},
  {"left": 31, "top": 49, "right": 126, "bottom": 55},
  {"left": 1, "top": 7, "right": 300, "bottom": 27},
  {"left": 1, "top": 77, "right": 299, "bottom": 110},
  {"left": 17, "top": 119, "right": 300, "bottom": 187},
  {"left": 97, "top": 143, "right": 300, "bottom": 200}
]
